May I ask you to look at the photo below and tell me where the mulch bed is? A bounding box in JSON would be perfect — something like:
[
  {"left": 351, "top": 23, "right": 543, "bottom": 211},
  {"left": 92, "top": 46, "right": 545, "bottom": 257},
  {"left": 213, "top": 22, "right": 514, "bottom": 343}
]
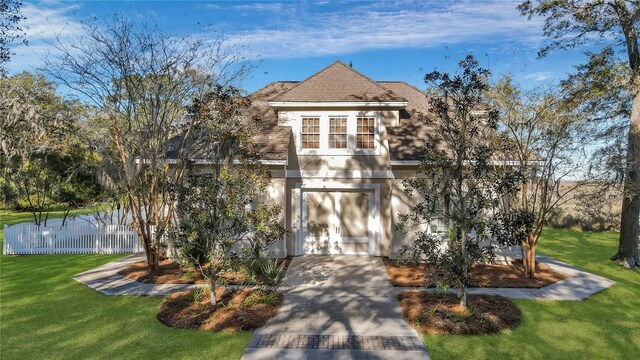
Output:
[
  {"left": 383, "top": 257, "right": 566, "bottom": 288},
  {"left": 157, "top": 288, "right": 282, "bottom": 331},
  {"left": 118, "top": 257, "right": 292, "bottom": 286},
  {"left": 398, "top": 291, "right": 521, "bottom": 335}
]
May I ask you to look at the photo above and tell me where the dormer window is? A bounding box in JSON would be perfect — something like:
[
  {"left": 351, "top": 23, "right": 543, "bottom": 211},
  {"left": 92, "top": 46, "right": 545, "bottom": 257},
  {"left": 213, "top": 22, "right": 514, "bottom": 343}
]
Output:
[
  {"left": 301, "top": 117, "right": 320, "bottom": 149},
  {"left": 329, "top": 117, "right": 348, "bottom": 149},
  {"left": 295, "top": 111, "right": 380, "bottom": 155},
  {"left": 356, "top": 117, "right": 375, "bottom": 149}
]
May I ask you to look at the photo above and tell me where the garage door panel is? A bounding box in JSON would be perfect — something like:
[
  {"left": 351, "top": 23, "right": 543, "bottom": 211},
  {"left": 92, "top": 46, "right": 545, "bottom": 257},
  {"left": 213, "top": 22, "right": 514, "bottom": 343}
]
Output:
[
  {"left": 306, "top": 192, "right": 335, "bottom": 238},
  {"left": 340, "top": 192, "right": 369, "bottom": 238}
]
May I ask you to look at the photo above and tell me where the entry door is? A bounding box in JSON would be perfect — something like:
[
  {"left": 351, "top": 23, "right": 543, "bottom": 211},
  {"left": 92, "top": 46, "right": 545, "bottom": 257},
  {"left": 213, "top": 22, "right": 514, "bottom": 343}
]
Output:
[{"left": 303, "top": 190, "right": 372, "bottom": 254}]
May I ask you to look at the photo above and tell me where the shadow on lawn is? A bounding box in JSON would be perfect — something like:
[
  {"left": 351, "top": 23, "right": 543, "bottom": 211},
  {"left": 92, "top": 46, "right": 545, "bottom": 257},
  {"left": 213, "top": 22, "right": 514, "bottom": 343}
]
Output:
[
  {"left": 0, "top": 254, "right": 250, "bottom": 360},
  {"left": 425, "top": 229, "right": 640, "bottom": 360}
]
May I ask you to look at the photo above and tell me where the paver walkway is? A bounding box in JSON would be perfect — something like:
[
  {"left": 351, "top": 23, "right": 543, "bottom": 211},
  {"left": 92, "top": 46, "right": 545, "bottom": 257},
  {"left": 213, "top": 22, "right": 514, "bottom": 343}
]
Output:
[
  {"left": 394, "top": 255, "right": 616, "bottom": 301},
  {"left": 73, "top": 254, "right": 199, "bottom": 296},
  {"left": 74, "top": 253, "right": 616, "bottom": 359},
  {"left": 74, "top": 253, "right": 615, "bottom": 301},
  {"left": 241, "top": 256, "right": 430, "bottom": 359}
]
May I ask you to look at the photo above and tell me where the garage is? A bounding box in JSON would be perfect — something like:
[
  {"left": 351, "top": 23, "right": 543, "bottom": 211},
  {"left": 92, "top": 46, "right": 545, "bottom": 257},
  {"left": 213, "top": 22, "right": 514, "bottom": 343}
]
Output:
[{"left": 300, "top": 188, "right": 379, "bottom": 255}]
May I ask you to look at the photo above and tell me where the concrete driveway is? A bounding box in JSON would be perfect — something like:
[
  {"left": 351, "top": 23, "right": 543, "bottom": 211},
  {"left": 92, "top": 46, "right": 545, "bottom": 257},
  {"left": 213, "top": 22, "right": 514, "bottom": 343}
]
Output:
[{"left": 242, "top": 256, "right": 430, "bottom": 360}]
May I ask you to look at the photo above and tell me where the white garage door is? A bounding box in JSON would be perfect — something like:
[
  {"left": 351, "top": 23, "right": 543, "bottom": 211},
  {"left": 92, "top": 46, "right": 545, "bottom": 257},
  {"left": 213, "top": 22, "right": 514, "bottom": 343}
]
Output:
[{"left": 302, "top": 190, "right": 375, "bottom": 255}]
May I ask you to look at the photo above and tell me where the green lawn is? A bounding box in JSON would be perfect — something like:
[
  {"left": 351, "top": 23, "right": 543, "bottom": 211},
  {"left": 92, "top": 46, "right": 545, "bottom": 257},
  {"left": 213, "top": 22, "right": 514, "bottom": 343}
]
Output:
[
  {"left": 425, "top": 228, "right": 640, "bottom": 359},
  {"left": 0, "top": 210, "right": 250, "bottom": 360},
  {"left": 1, "top": 210, "right": 638, "bottom": 359}
]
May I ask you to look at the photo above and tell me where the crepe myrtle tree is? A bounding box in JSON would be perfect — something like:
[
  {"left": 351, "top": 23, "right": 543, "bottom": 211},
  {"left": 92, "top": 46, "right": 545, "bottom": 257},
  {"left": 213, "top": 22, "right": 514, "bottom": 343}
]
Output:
[
  {"left": 168, "top": 86, "right": 283, "bottom": 305},
  {"left": 45, "top": 15, "right": 253, "bottom": 273},
  {"left": 399, "top": 55, "right": 523, "bottom": 307},
  {"left": 488, "top": 76, "right": 590, "bottom": 278}
]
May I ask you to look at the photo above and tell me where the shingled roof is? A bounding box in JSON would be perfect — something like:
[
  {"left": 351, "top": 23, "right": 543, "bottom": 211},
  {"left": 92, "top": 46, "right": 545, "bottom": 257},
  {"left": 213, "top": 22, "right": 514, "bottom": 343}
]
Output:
[
  {"left": 247, "top": 81, "right": 297, "bottom": 161},
  {"left": 378, "top": 81, "right": 432, "bottom": 161},
  {"left": 272, "top": 61, "right": 407, "bottom": 103},
  {"left": 251, "top": 73, "right": 432, "bottom": 162}
]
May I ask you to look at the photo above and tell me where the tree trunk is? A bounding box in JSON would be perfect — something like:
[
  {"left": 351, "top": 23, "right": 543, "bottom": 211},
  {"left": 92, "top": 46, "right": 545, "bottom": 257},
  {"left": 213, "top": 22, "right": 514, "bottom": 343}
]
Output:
[
  {"left": 459, "top": 229, "right": 468, "bottom": 308},
  {"left": 612, "top": 77, "right": 640, "bottom": 269},
  {"left": 209, "top": 266, "right": 218, "bottom": 305},
  {"left": 612, "top": 0, "right": 640, "bottom": 270},
  {"left": 153, "top": 245, "right": 161, "bottom": 273},
  {"left": 459, "top": 286, "right": 467, "bottom": 308},
  {"left": 527, "top": 245, "right": 537, "bottom": 278},
  {"left": 521, "top": 245, "right": 528, "bottom": 276}
]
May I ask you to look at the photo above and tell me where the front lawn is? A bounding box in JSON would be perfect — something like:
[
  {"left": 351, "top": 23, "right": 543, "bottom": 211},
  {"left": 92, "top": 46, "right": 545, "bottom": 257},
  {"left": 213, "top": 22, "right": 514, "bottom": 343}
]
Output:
[
  {"left": 425, "top": 228, "right": 640, "bottom": 359},
  {"left": 0, "top": 210, "right": 250, "bottom": 360},
  {"left": 2, "top": 208, "right": 638, "bottom": 359}
]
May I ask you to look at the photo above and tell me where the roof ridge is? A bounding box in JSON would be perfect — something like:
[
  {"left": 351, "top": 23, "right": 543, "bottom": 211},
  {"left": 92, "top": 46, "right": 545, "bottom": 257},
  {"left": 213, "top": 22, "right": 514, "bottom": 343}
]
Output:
[
  {"left": 272, "top": 61, "right": 406, "bottom": 102},
  {"left": 271, "top": 61, "right": 344, "bottom": 101},
  {"left": 339, "top": 63, "right": 407, "bottom": 101}
]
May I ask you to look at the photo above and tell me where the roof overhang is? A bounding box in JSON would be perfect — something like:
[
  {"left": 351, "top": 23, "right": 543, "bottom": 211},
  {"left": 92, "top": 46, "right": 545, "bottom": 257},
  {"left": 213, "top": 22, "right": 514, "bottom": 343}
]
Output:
[{"left": 268, "top": 101, "right": 408, "bottom": 108}]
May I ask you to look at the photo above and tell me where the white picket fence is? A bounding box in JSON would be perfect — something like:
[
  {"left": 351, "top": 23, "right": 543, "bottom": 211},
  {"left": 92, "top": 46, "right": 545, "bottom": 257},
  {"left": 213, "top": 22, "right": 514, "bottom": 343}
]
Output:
[{"left": 3, "top": 223, "right": 144, "bottom": 255}]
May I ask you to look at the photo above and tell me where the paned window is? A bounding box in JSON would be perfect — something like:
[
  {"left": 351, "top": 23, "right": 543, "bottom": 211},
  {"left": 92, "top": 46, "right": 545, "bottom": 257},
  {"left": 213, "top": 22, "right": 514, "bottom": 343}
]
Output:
[
  {"left": 356, "top": 117, "right": 375, "bottom": 149},
  {"left": 301, "top": 117, "right": 320, "bottom": 149},
  {"left": 329, "top": 117, "right": 348, "bottom": 149}
]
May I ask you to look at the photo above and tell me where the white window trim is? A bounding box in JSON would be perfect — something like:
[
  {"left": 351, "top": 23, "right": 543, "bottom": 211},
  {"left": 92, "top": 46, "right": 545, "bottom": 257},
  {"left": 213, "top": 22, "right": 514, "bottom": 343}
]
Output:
[{"left": 296, "top": 111, "right": 381, "bottom": 156}]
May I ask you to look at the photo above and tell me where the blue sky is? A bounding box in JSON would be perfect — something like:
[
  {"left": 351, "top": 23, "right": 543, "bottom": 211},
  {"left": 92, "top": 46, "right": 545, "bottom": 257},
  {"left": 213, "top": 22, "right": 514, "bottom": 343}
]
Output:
[{"left": 9, "top": 0, "right": 592, "bottom": 93}]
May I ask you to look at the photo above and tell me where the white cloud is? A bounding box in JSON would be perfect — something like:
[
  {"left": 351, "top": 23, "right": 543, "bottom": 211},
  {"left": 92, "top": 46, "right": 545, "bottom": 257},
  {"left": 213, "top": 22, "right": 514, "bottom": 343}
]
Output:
[
  {"left": 7, "top": 2, "right": 83, "bottom": 74},
  {"left": 523, "top": 71, "right": 556, "bottom": 81},
  {"left": 6, "top": 1, "right": 546, "bottom": 73},
  {"left": 229, "top": 0, "right": 545, "bottom": 59},
  {"left": 232, "top": 3, "right": 284, "bottom": 12}
]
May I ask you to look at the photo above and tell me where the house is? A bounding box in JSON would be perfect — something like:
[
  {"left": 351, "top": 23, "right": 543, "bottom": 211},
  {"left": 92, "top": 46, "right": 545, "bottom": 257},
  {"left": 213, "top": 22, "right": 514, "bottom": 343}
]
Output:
[{"left": 245, "top": 61, "right": 443, "bottom": 258}]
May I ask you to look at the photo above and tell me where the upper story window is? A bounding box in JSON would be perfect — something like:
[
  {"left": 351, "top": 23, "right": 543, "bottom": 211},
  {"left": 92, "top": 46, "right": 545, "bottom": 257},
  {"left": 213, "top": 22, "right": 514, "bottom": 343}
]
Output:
[
  {"left": 295, "top": 111, "right": 380, "bottom": 155},
  {"left": 357, "top": 117, "right": 375, "bottom": 149},
  {"left": 329, "top": 117, "right": 348, "bottom": 149},
  {"left": 301, "top": 117, "right": 320, "bottom": 149}
]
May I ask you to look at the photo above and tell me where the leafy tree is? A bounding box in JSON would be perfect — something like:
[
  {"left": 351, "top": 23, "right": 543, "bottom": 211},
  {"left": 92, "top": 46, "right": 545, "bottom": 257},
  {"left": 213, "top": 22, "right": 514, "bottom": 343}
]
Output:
[
  {"left": 45, "top": 16, "right": 252, "bottom": 273},
  {"left": 0, "top": 0, "right": 27, "bottom": 74},
  {"left": 489, "top": 76, "right": 589, "bottom": 277},
  {"left": 245, "top": 204, "right": 288, "bottom": 259},
  {"left": 169, "top": 86, "right": 280, "bottom": 305},
  {"left": 519, "top": 0, "right": 640, "bottom": 268},
  {"left": 400, "top": 56, "right": 522, "bottom": 307},
  {"left": 0, "top": 72, "right": 100, "bottom": 224}
]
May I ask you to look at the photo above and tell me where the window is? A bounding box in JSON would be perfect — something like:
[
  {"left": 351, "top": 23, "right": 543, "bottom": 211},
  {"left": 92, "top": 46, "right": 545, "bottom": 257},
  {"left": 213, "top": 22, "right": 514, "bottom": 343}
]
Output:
[
  {"left": 297, "top": 112, "right": 378, "bottom": 154},
  {"left": 356, "top": 117, "right": 375, "bottom": 149},
  {"left": 301, "top": 117, "right": 320, "bottom": 149},
  {"left": 329, "top": 117, "right": 348, "bottom": 149}
]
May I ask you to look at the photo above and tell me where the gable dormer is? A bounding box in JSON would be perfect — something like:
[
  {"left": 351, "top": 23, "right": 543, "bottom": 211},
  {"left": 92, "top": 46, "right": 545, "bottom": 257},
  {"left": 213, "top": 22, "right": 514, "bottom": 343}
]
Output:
[{"left": 269, "top": 62, "right": 407, "bottom": 156}]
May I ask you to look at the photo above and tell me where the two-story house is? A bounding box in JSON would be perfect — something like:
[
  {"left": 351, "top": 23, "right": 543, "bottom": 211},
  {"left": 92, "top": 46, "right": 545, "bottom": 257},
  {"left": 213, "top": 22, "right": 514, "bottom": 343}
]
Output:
[{"left": 248, "top": 61, "right": 442, "bottom": 258}]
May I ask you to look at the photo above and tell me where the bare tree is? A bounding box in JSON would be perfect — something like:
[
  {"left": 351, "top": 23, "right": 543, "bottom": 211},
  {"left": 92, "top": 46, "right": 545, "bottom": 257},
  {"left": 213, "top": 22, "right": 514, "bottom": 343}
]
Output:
[
  {"left": 489, "top": 76, "right": 589, "bottom": 277},
  {"left": 45, "top": 15, "right": 252, "bottom": 272},
  {"left": 520, "top": 0, "right": 640, "bottom": 268}
]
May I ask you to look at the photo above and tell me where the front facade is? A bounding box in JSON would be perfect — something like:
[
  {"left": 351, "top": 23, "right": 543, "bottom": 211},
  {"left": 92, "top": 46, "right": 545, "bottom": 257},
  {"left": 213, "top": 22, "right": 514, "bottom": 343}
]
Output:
[{"left": 250, "top": 61, "right": 443, "bottom": 258}]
